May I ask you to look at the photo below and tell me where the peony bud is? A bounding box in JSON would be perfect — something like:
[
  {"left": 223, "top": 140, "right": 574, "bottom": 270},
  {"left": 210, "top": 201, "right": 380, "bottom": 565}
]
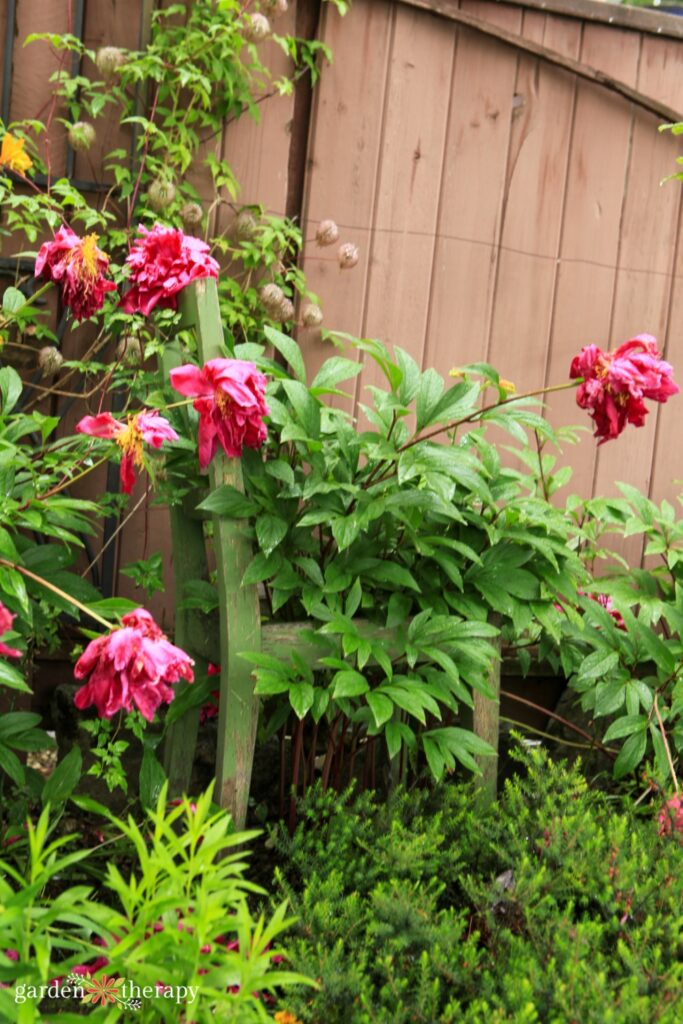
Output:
[
  {"left": 95, "top": 46, "right": 126, "bottom": 77},
  {"left": 244, "top": 13, "right": 271, "bottom": 42},
  {"left": 181, "top": 201, "right": 204, "bottom": 227},
  {"left": 315, "top": 219, "right": 339, "bottom": 247},
  {"left": 302, "top": 303, "right": 323, "bottom": 328},
  {"left": 116, "top": 335, "right": 143, "bottom": 366},
  {"left": 260, "top": 283, "right": 285, "bottom": 314},
  {"left": 277, "top": 299, "right": 295, "bottom": 323},
  {"left": 38, "top": 346, "right": 64, "bottom": 376},
  {"left": 68, "top": 122, "right": 96, "bottom": 152},
  {"left": 147, "top": 179, "right": 176, "bottom": 212},
  {"left": 234, "top": 210, "right": 257, "bottom": 241},
  {"left": 338, "top": 243, "right": 360, "bottom": 270}
]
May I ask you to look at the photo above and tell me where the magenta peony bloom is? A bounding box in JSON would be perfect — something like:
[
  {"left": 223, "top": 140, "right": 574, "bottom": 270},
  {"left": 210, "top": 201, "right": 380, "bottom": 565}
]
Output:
[
  {"left": 169, "top": 358, "right": 268, "bottom": 469},
  {"left": 73, "top": 608, "right": 194, "bottom": 722},
  {"left": 0, "top": 602, "right": 21, "bottom": 659},
  {"left": 35, "top": 226, "right": 117, "bottom": 320},
  {"left": 570, "top": 335, "right": 678, "bottom": 443},
  {"left": 120, "top": 223, "right": 219, "bottom": 316},
  {"left": 76, "top": 409, "right": 178, "bottom": 494},
  {"left": 657, "top": 793, "right": 683, "bottom": 837}
]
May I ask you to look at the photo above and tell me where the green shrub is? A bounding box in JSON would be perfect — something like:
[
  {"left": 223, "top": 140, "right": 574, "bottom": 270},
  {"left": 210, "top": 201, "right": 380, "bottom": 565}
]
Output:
[{"left": 271, "top": 747, "right": 683, "bottom": 1024}]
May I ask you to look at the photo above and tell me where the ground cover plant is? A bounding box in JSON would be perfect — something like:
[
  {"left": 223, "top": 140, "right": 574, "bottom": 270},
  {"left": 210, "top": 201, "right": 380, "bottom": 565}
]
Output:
[{"left": 0, "top": 1, "right": 682, "bottom": 1021}]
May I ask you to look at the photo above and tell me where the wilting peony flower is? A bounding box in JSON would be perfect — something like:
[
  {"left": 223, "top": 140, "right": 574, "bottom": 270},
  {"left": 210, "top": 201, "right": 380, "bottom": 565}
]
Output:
[
  {"left": 35, "top": 227, "right": 117, "bottom": 320},
  {"left": 0, "top": 603, "right": 21, "bottom": 659},
  {"left": 76, "top": 410, "right": 178, "bottom": 494},
  {"left": 0, "top": 133, "right": 32, "bottom": 174},
  {"left": 119, "top": 223, "right": 219, "bottom": 316},
  {"left": 73, "top": 608, "right": 194, "bottom": 722},
  {"left": 570, "top": 335, "right": 679, "bottom": 443},
  {"left": 657, "top": 793, "right": 683, "bottom": 836},
  {"left": 169, "top": 359, "right": 268, "bottom": 469}
]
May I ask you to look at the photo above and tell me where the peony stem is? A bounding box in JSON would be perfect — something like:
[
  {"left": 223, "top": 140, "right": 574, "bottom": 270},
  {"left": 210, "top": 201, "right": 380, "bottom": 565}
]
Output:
[
  {"left": 400, "top": 377, "right": 583, "bottom": 452},
  {"left": 653, "top": 694, "right": 680, "bottom": 794},
  {"left": 36, "top": 455, "right": 109, "bottom": 501},
  {"left": 0, "top": 559, "right": 113, "bottom": 630}
]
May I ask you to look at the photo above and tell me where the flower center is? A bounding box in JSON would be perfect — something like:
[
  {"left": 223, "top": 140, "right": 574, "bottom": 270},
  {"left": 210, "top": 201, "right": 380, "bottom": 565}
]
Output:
[
  {"left": 68, "top": 233, "right": 102, "bottom": 286},
  {"left": 116, "top": 416, "right": 145, "bottom": 468},
  {"left": 214, "top": 388, "right": 232, "bottom": 415}
]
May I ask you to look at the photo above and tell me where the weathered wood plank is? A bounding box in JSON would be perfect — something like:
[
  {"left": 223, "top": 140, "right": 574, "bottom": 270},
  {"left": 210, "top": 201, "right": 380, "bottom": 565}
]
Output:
[
  {"left": 473, "top": 627, "right": 502, "bottom": 804},
  {"left": 179, "top": 278, "right": 261, "bottom": 829}
]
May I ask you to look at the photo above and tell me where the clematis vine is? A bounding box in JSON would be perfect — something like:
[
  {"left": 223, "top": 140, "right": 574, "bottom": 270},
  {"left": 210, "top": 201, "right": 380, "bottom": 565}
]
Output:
[
  {"left": 169, "top": 358, "right": 268, "bottom": 469},
  {"left": 35, "top": 226, "right": 117, "bottom": 320},
  {"left": 570, "top": 335, "right": 679, "bottom": 443},
  {"left": 73, "top": 608, "right": 194, "bottom": 722},
  {"left": 120, "top": 223, "right": 219, "bottom": 316},
  {"left": 76, "top": 410, "right": 178, "bottom": 494},
  {"left": 0, "top": 602, "right": 21, "bottom": 659}
]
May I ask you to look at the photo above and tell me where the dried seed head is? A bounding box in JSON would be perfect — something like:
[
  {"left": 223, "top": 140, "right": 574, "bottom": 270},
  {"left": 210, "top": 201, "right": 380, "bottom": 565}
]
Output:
[
  {"left": 68, "top": 121, "right": 96, "bottom": 152},
  {"left": 38, "top": 346, "right": 64, "bottom": 376},
  {"left": 116, "top": 335, "right": 143, "bottom": 366},
  {"left": 263, "top": 0, "right": 289, "bottom": 17},
  {"left": 260, "top": 283, "right": 285, "bottom": 313},
  {"left": 95, "top": 46, "right": 126, "bottom": 77},
  {"left": 147, "top": 179, "right": 177, "bottom": 212},
  {"left": 277, "top": 299, "right": 295, "bottom": 323},
  {"left": 315, "top": 219, "right": 339, "bottom": 247},
  {"left": 234, "top": 210, "right": 258, "bottom": 241},
  {"left": 302, "top": 303, "right": 323, "bottom": 328},
  {"left": 338, "top": 243, "right": 360, "bottom": 270},
  {"left": 245, "top": 13, "right": 271, "bottom": 42},
  {"left": 181, "top": 201, "right": 204, "bottom": 227}
]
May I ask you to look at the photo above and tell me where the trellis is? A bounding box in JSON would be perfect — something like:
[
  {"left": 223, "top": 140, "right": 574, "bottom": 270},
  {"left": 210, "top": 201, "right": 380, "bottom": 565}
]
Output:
[{"left": 162, "top": 278, "right": 501, "bottom": 828}]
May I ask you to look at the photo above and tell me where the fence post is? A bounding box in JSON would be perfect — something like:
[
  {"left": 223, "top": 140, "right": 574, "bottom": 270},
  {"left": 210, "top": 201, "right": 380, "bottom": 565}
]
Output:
[
  {"left": 473, "top": 616, "right": 502, "bottom": 804},
  {"left": 178, "top": 278, "right": 261, "bottom": 828}
]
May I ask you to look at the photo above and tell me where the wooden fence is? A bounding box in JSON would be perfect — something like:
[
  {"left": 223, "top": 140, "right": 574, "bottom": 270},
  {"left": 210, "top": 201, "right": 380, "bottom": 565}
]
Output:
[{"left": 2, "top": 0, "right": 683, "bottom": 618}]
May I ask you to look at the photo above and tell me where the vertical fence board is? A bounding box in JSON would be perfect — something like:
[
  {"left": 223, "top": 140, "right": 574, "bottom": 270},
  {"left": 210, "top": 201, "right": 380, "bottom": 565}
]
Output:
[
  {"left": 542, "top": 25, "right": 641, "bottom": 495},
  {"left": 423, "top": 1, "right": 521, "bottom": 383}
]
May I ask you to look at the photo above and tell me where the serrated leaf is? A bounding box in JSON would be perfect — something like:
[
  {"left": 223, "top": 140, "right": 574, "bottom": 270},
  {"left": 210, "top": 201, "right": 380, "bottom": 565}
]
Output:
[
  {"left": 332, "top": 670, "right": 368, "bottom": 698},
  {"left": 197, "top": 485, "right": 257, "bottom": 518},
  {"left": 264, "top": 325, "right": 306, "bottom": 382},
  {"left": 139, "top": 748, "right": 166, "bottom": 810},
  {"left": 256, "top": 514, "right": 288, "bottom": 556},
  {"left": 289, "top": 682, "right": 314, "bottom": 719},
  {"left": 366, "top": 691, "right": 393, "bottom": 728},
  {"left": 613, "top": 730, "right": 647, "bottom": 778},
  {"left": 42, "top": 746, "right": 82, "bottom": 806}
]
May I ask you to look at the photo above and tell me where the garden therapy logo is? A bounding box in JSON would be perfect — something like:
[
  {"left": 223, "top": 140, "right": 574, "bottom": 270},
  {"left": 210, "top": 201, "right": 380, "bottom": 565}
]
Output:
[{"left": 66, "top": 973, "right": 141, "bottom": 1010}]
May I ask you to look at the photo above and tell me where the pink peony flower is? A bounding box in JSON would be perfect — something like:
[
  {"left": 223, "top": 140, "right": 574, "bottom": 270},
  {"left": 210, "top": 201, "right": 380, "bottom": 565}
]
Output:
[
  {"left": 657, "top": 793, "right": 683, "bottom": 837},
  {"left": 120, "top": 223, "right": 219, "bottom": 316},
  {"left": 76, "top": 410, "right": 178, "bottom": 494},
  {"left": 0, "top": 602, "right": 21, "bottom": 658},
  {"left": 35, "top": 226, "right": 117, "bottom": 320},
  {"left": 73, "top": 608, "right": 194, "bottom": 722},
  {"left": 169, "top": 359, "right": 268, "bottom": 469},
  {"left": 570, "top": 335, "right": 678, "bottom": 443},
  {"left": 200, "top": 662, "right": 220, "bottom": 724}
]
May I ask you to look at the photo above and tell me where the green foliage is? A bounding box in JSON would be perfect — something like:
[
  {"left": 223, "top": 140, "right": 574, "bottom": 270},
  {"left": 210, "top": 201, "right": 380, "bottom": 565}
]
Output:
[
  {"left": 271, "top": 747, "right": 683, "bottom": 1023},
  {"left": 0, "top": 787, "right": 311, "bottom": 1023}
]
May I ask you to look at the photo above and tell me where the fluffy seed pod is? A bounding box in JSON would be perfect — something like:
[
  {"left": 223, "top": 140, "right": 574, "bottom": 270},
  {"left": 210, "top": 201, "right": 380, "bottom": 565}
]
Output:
[
  {"left": 68, "top": 122, "right": 96, "bottom": 153},
  {"left": 277, "top": 299, "right": 295, "bottom": 323},
  {"left": 316, "top": 219, "right": 339, "bottom": 247},
  {"left": 234, "top": 210, "right": 257, "bottom": 241},
  {"left": 95, "top": 46, "right": 126, "bottom": 77},
  {"left": 260, "top": 283, "right": 285, "bottom": 314},
  {"left": 116, "top": 335, "right": 143, "bottom": 366},
  {"left": 147, "top": 179, "right": 176, "bottom": 212},
  {"left": 244, "top": 13, "right": 271, "bottom": 42},
  {"left": 302, "top": 303, "right": 323, "bottom": 328},
  {"left": 181, "top": 201, "right": 204, "bottom": 227},
  {"left": 264, "top": 0, "right": 288, "bottom": 17},
  {"left": 338, "top": 243, "right": 360, "bottom": 270},
  {"left": 38, "top": 346, "right": 64, "bottom": 376}
]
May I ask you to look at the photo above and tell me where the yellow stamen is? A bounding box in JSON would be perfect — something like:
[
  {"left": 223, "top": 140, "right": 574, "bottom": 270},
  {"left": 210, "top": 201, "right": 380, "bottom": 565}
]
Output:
[
  {"left": 116, "top": 416, "right": 145, "bottom": 469},
  {"left": 0, "top": 133, "right": 33, "bottom": 174},
  {"left": 499, "top": 378, "right": 516, "bottom": 394},
  {"left": 215, "top": 389, "right": 232, "bottom": 414}
]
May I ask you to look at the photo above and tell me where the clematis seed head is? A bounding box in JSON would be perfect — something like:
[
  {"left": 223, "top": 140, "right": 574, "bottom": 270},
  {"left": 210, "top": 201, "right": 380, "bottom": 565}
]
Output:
[
  {"left": 260, "top": 283, "right": 285, "bottom": 314},
  {"left": 68, "top": 122, "right": 96, "bottom": 152},
  {"left": 315, "top": 219, "right": 339, "bottom": 247},
  {"left": 38, "top": 346, "right": 64, "bottom": 376},
  {"left": 277, "top": 299, "right": 295, "bottom": 323},
  {"left": 245, "top": 13, "right": 271, "bottom": 42},
  {"left": 338, "top": 242, "right": 360, "bottom": 270},
  {"left": 264, "top": 0, "right": 289, "bottom": 17},
  {"left": 234, "top": 210, "right": 258, "bottom": 241},
  {"left": 147, "top": 179, "right": 176, "bottom": 212},
  {"left": 116, "top": 335, "right": 143, "bottom": 366},
  {"left": 95, "top": 46, "right": 126, "bottom": 77},
  {"left": 180, "top": 201, "right": 204, "bottom": 227},
  {"left": 302, "top": 303, "right": 323, "bottom": 328}
]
